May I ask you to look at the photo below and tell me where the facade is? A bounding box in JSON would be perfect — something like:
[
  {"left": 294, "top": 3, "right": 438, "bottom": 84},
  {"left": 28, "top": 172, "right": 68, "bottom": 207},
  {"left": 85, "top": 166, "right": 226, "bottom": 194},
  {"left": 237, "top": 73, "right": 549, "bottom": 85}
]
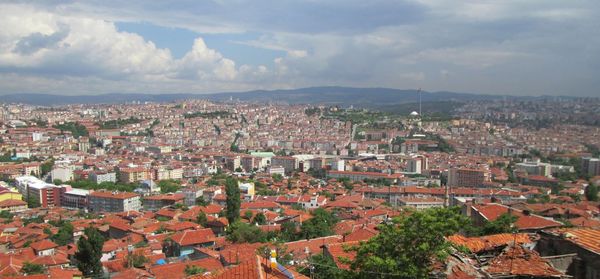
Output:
[
  {"left": 118, "top": 167, "right": 150, "bottom": 183},
  {"left": 61, "top": 188, "right": 90, "bottom": 210},
  {"left": 582, "top": 157, "right": 600, "bottom": 177},
  {"left": 89, "top": 172, "right": 117, "bottom": 184},
  {"left": 537, "top": 228, "right": 600, "bottom": 279},
  {"left": 515, "top": 160, "right": 552, "bottom": 177},
  {"left": 271, "top": 156, "right": 298, "bottom": 175},
  {"left": 143, "top": 193, "right": 184, "bottom": 211},
  {"left": 50, "top": 167, "right": 74, "bottom": 182},
  {"left": 0, "top": 199, "right": 27, "bottom": 212},
  {"left": 88, "top": 191, "right": 141, "bottom": 212},
  {"left": 448, "top": 167, "right": 490, "bottom": 188},
  {"left": 327, "top": 170, "right": 402, "bottom": 182},
  {"left": 398, "top": 197, "right": 444, "bottom": 210},
  {"left": 16, "top": 176, "right": 63, "bottom": 207},
  {"left": 183, "top": 186, "right": 204, "bottom": 206},
  {"left": 154, "top": 167, "right": 183, "bottom": 181}
]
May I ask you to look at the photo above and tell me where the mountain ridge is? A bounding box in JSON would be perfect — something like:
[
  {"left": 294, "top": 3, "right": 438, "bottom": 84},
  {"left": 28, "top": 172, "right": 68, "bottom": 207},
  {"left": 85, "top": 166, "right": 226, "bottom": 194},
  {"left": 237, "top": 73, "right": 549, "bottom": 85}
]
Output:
[{"left": 0, "top": 86, "right": 586, "bottom": 106}]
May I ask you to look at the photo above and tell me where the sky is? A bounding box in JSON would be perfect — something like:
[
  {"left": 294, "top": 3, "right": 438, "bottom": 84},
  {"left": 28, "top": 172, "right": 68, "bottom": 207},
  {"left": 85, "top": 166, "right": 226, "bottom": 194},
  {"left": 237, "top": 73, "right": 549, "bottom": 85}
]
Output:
[{"left": 0, "top": 1, "right": 598, "bottom": 96}]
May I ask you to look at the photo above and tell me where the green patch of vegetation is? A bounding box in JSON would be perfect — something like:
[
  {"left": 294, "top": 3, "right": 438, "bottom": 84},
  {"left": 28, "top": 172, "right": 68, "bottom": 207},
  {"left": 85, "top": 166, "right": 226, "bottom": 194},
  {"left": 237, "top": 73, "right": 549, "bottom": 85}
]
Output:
[
  {"left": 53, "top": 122, "right": 88, "bottom": 138},
  {"left": 96, "top": 117, "right": 142, "bottom": 129},
  {"left": 184, "top": 111, "right": 230, "bottom": 119},
  {"left": 158, "top": 179, "right": 181, "bottom": 194},
  {"left": 65, "top": 180, "right": 139, "bottom": 192}
]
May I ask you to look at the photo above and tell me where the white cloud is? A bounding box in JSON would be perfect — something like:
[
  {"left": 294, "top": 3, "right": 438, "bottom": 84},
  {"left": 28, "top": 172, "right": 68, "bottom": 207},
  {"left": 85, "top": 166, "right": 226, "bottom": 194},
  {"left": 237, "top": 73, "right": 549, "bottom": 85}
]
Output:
[{"left": 0, "top": 1, "right": 599, "bottom": 96}]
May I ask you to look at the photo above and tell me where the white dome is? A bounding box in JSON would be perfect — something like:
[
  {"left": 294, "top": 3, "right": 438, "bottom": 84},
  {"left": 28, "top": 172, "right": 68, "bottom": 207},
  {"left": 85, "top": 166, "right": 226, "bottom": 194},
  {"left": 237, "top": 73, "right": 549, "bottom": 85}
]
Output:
[{"left": 410, "top": 111, "right": 419, "bottom": 116}]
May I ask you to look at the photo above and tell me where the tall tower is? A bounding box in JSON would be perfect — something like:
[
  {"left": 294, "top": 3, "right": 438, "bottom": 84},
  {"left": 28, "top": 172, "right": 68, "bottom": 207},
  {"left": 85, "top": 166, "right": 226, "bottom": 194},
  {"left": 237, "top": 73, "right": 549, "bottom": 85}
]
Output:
[{"left": 418, "top": 88, "right": 422, "bottom": 116}]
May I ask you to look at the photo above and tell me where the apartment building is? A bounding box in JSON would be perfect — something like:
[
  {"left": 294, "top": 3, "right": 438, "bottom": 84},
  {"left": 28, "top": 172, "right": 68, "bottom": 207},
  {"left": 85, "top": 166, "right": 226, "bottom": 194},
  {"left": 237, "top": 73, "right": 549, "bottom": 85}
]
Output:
[
  {"left": 448, "top": 167, "right": 490, "bottom": 188},
  {"left": 88, "top": 191, "right": 141, "bottom": 212},
  {"left": 89, "top": 171, "right": 117, "bottom": 184},
  {"left": 582, "top": 157, "right": 600, "bottom": 177},
  {"left": 271, "top": 156, "right": 298, "bottom": 175},
  {"left": 15, "top": 176, "right": 63, "bottom": 207},
  {"left": 118, "top": 167, "right": 150, "bottom": 183},
  {"left": 154, "top": 167, "right": 183, "bottom": 181},
  {"left": 327, "top": 170, "right": 402, "bottom": 182}
]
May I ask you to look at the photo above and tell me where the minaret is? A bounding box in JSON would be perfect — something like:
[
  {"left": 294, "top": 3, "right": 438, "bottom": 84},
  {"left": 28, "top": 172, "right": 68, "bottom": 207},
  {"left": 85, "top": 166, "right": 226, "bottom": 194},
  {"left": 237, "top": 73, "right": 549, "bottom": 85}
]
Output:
[{"left": 418, "top": 88, "right": 422, "bottom": 116}]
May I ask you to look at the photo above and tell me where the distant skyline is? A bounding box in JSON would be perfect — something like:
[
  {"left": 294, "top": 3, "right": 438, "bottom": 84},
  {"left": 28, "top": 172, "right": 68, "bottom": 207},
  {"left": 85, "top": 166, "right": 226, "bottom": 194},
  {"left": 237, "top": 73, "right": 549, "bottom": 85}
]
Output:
[{"left": 0, "top": 1, "right": 599, "bottom": 97}]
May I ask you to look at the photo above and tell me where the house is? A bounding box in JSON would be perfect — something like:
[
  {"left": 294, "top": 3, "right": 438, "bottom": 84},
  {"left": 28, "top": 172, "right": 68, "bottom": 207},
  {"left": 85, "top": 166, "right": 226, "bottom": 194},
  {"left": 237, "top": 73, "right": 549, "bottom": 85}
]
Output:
[
  {"left": 464, "top": 203, "right": 563, "bottom": 232},
  {"left": 29, "top": 239, "right": 58, "bottom": 256},
  {"left": 167, "top": 229, "right": 216, "bottom": 257},
  {"left": 537, "top": 228, "right": 600, "bottom": 279}
]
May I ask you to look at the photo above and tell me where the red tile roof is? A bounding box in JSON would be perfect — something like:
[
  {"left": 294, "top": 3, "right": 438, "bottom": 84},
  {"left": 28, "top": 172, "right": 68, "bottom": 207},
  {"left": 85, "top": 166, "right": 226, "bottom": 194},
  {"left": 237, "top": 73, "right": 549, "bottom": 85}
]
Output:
[
  {"left": 171, "top": 228, "right": 216, "bottom": 246},
  {"left": 447, "top": 233, "right": 533, "bottom": 253},
  {"left": 149, "top": 257, "right": 223, "bottom": 279},
  {"left": 473, "top": 203, "right": 562, "bottom": 230},
  {"left": 485, "top": 246, "right": 562, "bottom": 277},
  {"left": 90, "top": 191, "right": 139, "bottom": 200},
  {"left": 29, "top": 239, "right": 58, "bottom": 251},
  {"left": 325, "top": 241, "right": 360, "bottom": 270},
  {"left": 546, "top": 228, "right": 600, "bottom": 254}
]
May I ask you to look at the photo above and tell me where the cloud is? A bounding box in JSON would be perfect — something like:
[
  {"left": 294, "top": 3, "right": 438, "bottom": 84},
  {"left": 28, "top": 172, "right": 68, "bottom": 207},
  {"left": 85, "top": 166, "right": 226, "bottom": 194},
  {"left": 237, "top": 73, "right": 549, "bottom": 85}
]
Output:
[
  {"left": 13, "top": 24, "right": 69, "bottom": 55},
  {"left": 0, "top": 1, "right": 599, "bottom": 96}
]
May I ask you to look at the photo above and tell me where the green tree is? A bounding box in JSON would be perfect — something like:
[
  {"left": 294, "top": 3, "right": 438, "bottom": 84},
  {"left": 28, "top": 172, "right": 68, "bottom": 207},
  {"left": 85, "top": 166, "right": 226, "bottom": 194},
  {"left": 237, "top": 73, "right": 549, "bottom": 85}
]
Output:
[
  {"left": 26, "top": 196, "right": 41, "bottom": 208},
  {"left": 350, "top": 207, "right": 469, "bottom": 279},
  {"left": 280, "top": 222, "right": 298, "bottom": 242},
  {"left": 226, "top": 221, "right": 266, "bottom": 243},
  {"left": 75, "top": 227, "right": 105, "bottom": 277},
  {"left": 299, "top": 208, "right": 338, "bottom": 240},
  {"left": 185, "top": 265, "right": 207, "bottom": 276},
  {"left": 40, "top": 159, "right": 54, "bottom": 176},
  {"left": 21, "top": 262, "right": 45, "bottom": 275},
  {"left": 482, "top": 213, "right": 518, "bottom": 235},
  {"left": 0, "top": 210, "right": 13, "bottom": 220},
  {"left": 51, "top": 222, "right": 74, "bottom": 246},
  {"left": 252, "top": 212, "right": 267, "bottom": 225},
  {"left": 196, "top": 211, "right": 208, "bottom": 227},
  {"left": 298, "top": 253, "right": 349, "bottom": 278},
  {"left": 158, "top": 179, "right": 181, "bottom": 194},
  {"left": 225, "top": 177, "right": 241, "bottom": 224},
  {"left": 126, "top": 252, "right": 148, "bottom": 268},
  {"left": 195, "top": 196, "right": 209, "bottom": 206},
  {"left": 585, "top": 184, "right": 599, "bottom": 201},
  {"left": 243, "top": 210, "right": 253, "bottom": 220},
  {"left": 272, "top": 173, "right": 283, "bottom": 182}
]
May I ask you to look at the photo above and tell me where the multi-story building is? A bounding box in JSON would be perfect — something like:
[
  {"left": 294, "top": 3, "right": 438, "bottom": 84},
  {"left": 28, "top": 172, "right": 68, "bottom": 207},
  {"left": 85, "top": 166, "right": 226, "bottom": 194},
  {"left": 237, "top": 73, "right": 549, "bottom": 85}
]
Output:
[
  {"left": 0, "top": 163, "right": 41, "bottom": 177},
  {"left": 50, "top": 167, "right": 74, "bottom": 182},
  {"left": 448, "top": 167, "right": 490, "bottom": 188},
  {"left": 15, "top": 176, "right": 63, "bottom": 207},
  {"left": 271, "top": 156, "right": 298, "bottom": 175},
  {"left": 327, "top": 170, "right": 403, "bottom": 183},
  {"left": 582, "top": 157, "right": 600, "bottom": 177},
  {"left": 515, "top": 159, "right": 552, "bottom": 177},
  {"left": 61, "top": 188, "right": 90, "bottom": 210},
  {"left": 240, "top": 155, "right": 261, "bottom": 172},
  {"left": 118, "top": 167, "right": 150, "bottom": 183},
  {"left": 89, "top": 171, "right": 117, "bottom": 184},
  {"left": 154, "top": 167, "right": 183, "bottom": 181},
  {"left": 183, "top": 185, "right": 204, "bottom": 206},
  {"left": 0, "top": 199, "right": 27, "bottom": 212},
  {"left": 88, "top": 191, "right": 141, "bottom": 212},
  {"left": 307, "top": 157, "right": 324, "bottom": 171},
  {"left": 143, "top": 193, "right": 184, "bottom": 211},
  {"left": 398, "top": 197, "right": 444, "bottom": 210}
]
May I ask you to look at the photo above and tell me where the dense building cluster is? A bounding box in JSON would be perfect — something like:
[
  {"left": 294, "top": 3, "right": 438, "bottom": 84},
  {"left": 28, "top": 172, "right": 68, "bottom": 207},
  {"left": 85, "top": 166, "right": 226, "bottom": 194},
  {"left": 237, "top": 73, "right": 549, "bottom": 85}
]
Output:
[{"left": 0, "top": 99, "right": 598, "bottom": 278}]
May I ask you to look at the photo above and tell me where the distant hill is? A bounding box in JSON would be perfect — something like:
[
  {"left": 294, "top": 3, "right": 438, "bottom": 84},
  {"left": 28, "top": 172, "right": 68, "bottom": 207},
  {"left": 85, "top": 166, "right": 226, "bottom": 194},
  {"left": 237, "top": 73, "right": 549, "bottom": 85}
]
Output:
[{"left": 0, "top": 86, "right": 560, "bottom": 106}]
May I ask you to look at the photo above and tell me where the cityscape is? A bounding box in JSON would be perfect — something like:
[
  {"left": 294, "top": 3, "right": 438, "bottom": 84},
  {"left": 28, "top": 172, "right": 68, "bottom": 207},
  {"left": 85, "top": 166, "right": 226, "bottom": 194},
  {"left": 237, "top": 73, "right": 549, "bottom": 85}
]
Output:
[{"left": 1, "top": 1, "right": 600, "bottom": 279}]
